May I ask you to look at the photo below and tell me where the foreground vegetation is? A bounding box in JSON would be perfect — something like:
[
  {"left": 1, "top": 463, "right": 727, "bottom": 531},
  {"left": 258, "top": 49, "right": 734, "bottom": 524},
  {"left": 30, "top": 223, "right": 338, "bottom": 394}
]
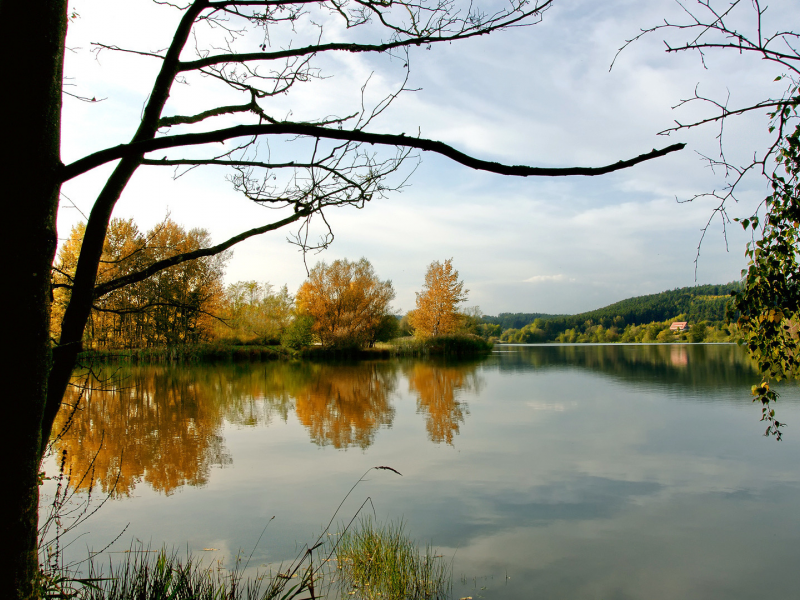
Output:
[
  {"left": 336, "top": 516, "right": 451, "bottom": 600},
  {"left": 39, "top": 518, "right": 450, "bottom": 600}
]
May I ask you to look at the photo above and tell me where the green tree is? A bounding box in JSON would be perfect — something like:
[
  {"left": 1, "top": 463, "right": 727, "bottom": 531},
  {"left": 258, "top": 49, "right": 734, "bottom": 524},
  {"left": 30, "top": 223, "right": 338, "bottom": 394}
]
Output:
[
  {"left": 6, "top": 1, "right": 685, "bottom": 596},
  {"left": 458, "top": 306, "right": 484, "bottom": 336},
  {"left": 689, "top": 322, "right": 707, "bottom": 343},
  {"left": 624, "top": 0, "right": 799, "bottom": 437},
  {"left": 281, "top": 315, "right": 315, "bottom": 351},
  {"left": 373, "top": 315, "right": 401, "bottom": 344},
  {"left": 217, "top": 281, "right": 294, "bottom": 345},
  {"left": 730, "top": 124, "right": 800, "bottom": 437}
]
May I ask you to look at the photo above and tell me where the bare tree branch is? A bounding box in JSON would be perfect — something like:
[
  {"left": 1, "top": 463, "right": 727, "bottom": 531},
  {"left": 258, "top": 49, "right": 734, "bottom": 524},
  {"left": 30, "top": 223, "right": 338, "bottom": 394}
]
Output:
[
  {"left": 63, "top": 123, "right": 686, "bottom": 182},
  {"left": 93, "top": 210, "right": 309, "bottom": 298}
]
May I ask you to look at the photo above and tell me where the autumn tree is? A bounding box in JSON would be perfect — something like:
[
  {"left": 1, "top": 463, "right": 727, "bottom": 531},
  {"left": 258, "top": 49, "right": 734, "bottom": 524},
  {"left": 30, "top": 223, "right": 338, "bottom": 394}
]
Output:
[
  {"left": 296, "top": 258, "right": 395, "bottom": 349},
  {"left": 410, "top": 259, "right": 469, "bottom": 338},
  {"left": 53, "top": 218, "right": 227, "bottom": 348},
  {"left": 7, "top": 0, "right": 687, "bottom": 595},
  {"left": 215, "top": 281, "right": 294, "bottom": 345}
]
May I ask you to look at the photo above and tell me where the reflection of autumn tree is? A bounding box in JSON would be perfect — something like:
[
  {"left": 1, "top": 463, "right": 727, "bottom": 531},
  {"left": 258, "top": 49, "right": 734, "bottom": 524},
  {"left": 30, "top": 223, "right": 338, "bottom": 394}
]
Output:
[
  {"left": 294, "top": 363, "right": 398, "bottom": 449},
  {"left": 52, "top": 367, "right": 233, "bottom": 496},
  {"left": 49, "top": 362, "right": 402, "bottom": 495},
  {"left": 406, "top": 363, "right": 480, "bottom": 444}
]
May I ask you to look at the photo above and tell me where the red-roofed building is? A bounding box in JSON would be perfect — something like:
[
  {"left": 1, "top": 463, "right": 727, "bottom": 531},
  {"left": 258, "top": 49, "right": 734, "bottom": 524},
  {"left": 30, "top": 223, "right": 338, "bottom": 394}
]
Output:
[{"left": 670, "top": 321, "right": 688, "bottom": 332}]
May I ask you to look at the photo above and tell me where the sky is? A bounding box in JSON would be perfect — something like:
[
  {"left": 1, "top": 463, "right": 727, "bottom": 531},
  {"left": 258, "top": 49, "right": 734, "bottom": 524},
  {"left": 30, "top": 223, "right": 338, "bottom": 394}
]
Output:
[{"left": 59, "top": 0, "right": 800, "bottom": 315}]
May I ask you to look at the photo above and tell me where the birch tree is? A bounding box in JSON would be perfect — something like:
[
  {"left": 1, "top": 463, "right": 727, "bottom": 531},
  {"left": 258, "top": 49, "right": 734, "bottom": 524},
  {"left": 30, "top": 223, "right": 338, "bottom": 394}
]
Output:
[{"left": 410, "top": 258, "right": 468, "bottom": 337}]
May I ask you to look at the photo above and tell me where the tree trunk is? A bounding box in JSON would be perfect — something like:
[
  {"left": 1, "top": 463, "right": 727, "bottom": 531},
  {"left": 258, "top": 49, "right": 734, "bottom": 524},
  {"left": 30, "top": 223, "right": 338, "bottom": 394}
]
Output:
[{"left": 0, "top": 1, "right": 67, "bottom": 598}]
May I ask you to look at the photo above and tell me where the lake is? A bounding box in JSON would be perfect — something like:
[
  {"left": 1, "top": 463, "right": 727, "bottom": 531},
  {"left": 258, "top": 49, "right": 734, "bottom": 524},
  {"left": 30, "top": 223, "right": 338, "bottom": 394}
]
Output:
[{"left": 42, "top": 344, "right": 800, "bottom": 599}]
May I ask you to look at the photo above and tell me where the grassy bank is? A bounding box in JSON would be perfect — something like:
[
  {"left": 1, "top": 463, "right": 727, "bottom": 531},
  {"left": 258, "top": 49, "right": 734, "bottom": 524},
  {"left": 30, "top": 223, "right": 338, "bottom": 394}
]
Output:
[
  {"left": 75, "top": 333, "right": 492, "bottom": 365},
  {"left": 40, "top": 518, "right": 451, "bottom": 600},
  {"left": 389, "top": 333, "right": 493, "bottom": 357},
  {"left": 77, "top": 343, "right": 291, "bottom": 365},
  {"left": 335, "top": 516, "right": 451, "bottom": 600}
]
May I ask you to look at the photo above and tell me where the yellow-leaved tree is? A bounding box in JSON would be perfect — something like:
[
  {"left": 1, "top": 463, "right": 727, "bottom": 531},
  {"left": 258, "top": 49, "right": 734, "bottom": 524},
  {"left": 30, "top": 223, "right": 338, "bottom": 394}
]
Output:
[
  {"left": 409, "top": 259, "right": 469, "bottom": 338},
  {"left": 52, "top": 218, "right": 227, "bottom": 348},
  {"left": 295, "top": 258, "right": 395, "bottom": 349}
]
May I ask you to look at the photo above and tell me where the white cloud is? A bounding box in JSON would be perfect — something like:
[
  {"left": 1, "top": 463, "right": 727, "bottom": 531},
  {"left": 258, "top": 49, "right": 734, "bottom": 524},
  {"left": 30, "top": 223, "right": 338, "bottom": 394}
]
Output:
[
  {"left": 59, "top": 0, "right": 800, "bottom": 316},
  {"left": 523, "top": 274, "right": 575, "bottom": 284}
]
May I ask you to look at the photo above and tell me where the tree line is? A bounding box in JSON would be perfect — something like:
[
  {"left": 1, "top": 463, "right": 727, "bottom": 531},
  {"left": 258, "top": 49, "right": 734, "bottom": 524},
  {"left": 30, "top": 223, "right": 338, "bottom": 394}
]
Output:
[
  {"left": 484, "top": 283, "right": 741, "bottom": 344},
  {"left": 54, "top": 223, "right": 482, "bottom": 352},
  {"left": 54, "top": 223, "right": 743, "bottom": 352}
]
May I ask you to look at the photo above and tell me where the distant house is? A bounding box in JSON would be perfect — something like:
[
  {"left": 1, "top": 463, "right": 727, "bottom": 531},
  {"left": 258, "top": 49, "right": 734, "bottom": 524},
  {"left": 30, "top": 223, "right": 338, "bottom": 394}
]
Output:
[{"left": 670, "top": 321, "right": 689, "bottom": 332}]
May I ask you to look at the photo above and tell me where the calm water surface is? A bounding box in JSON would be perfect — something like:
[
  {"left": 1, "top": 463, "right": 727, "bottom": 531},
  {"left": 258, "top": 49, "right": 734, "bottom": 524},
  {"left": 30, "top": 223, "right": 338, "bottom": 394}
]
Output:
[{"left": 44, "top": 344, "right": 800, "bottom": 599}]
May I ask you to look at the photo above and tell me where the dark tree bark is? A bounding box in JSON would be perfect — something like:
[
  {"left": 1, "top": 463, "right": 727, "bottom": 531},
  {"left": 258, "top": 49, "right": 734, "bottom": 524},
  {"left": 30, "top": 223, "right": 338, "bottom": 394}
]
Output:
[
  {"left": 43, "top": 1, "right": 208, "bottom": 455},
  {"left": 1, "top": 2, "right": 68, "bottom": 599}
]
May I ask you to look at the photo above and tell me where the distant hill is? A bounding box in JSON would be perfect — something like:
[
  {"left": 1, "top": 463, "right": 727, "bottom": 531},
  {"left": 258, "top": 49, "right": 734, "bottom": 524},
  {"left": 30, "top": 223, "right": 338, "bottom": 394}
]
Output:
[
  {"left": 485, "top": 283, "right": 740, "bottom": 331},
  {"left": 482, "top": 312, "right": 566, "bottom": 330},
  {"left": 565, "top": 282, "right": 740, "bottom": 327}
]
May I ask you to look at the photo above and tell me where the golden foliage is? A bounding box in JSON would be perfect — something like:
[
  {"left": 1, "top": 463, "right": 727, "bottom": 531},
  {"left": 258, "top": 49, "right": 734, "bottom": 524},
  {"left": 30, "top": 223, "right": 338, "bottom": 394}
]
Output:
[
  {"left": 405, "top": 363, "right": 477, "bottom": 445},
  {"left": 294, "top": 363, "right": 397, "bottom": 449},
  {"left": 48, "top": 360, "right": 482, "bottom": 495},
  {"left": 49, "top": 362, "right": 399, "bottom": 494},
  {"left": 52, "top": 368, "right": 232, "bottom": 496},
  {"left": 295, "top": 258, "right": 395, "bottom": 348},
  {"left": 409, "top": 259, "right": 468, "bottom": 338},
  {"left": 214, "top": 281, "right": 294, "bottom": 344},
  {"left": 52, "top": 218, "right": 227, "bottom": 348}
]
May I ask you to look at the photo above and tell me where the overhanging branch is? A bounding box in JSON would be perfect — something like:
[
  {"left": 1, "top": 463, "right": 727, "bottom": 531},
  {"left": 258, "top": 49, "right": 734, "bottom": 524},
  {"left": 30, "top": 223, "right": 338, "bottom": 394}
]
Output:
[
  {"left": 93, "top": 210, "right": 309, "bottom": 298},
  {"left": 180, "top": 0, "right": 554, "bottom": 71},
  {"left": 63, "top": 122, "right": 686, "bottom": 182}
]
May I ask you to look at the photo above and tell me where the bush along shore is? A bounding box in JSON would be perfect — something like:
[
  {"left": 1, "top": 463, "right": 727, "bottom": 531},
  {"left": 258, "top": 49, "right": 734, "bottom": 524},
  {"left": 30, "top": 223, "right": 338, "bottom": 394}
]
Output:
[
  {"left": 77, "top": 343, "right": 291, "bottom": 365},
  {"left": 75, "top": 334, "right": 493, "bottom": 365}
]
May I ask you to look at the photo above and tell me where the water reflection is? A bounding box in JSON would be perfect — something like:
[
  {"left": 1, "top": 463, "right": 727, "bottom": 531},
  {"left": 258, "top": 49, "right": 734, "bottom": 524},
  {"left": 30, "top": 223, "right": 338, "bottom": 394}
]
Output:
[
  {"left": 53, "top": 368, "right": 233, "bottom": 497},
  {"left": 492, "top": 344, "right": 767, "bottom": 393},
  {"left": 52, "top": 360, "right": 483, "bottom": 494},
  {"left": 51, "top": 345, "right": 789, "bottom": 497},
  {"left": 293, "top": 363, "right": 397, "bottom": 449},
  {"left": 45, "top": 345, "right": 800, "bottom": 600},
  {"left": 405, "top": 361, "right": 480, "bottom": 444}
]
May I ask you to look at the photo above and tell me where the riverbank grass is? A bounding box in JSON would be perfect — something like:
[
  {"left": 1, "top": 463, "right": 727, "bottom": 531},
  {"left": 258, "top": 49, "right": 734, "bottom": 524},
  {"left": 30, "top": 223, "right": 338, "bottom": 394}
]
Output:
[
  {"left": 390, "top": 333, "right": 492, "bottom": 357},
  {"left": 40, "top": 517, "right": 451, "bottom": 600},
  {"left": 334, "top": 516, "right": 451, "bottom": 600},
  {"left": 78, "top": 343, "right": 290, "bottom": 364},
  {"left": 43, "top": 546, "right": 313, "bottom": 600}
]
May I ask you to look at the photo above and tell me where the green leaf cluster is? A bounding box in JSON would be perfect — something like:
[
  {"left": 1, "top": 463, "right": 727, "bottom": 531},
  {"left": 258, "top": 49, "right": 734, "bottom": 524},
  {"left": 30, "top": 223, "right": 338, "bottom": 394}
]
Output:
[{"left": 730, "top": 123, "right": 800, "bottom": 439}]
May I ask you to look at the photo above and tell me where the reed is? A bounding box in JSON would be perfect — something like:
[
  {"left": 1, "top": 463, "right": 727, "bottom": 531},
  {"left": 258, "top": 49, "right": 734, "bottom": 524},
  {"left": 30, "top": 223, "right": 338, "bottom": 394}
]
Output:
[
  {"left": 333, "top": 516, "right": 451, "bottom": 600},
  {"left": 390, "top": 334, "right": 492, "bottom": 357},
  {"left": 77, "top": 343, "right": 289, "bottom": 364},
  {"left": 40, "top": 545, "right": 314, "bottom": 600}
]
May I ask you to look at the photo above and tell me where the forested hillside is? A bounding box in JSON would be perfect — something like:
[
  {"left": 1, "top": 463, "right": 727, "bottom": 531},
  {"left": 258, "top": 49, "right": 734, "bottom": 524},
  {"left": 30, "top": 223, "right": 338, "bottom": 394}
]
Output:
[
  {"left": 564, "top": 283, "right": 739, "bottom": 326},
  {"left": 482, "top": 312, "right": 564, "bottom": 329},
  {"left": 486, "top": 283, "right": 741, "bottom": 344}
]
